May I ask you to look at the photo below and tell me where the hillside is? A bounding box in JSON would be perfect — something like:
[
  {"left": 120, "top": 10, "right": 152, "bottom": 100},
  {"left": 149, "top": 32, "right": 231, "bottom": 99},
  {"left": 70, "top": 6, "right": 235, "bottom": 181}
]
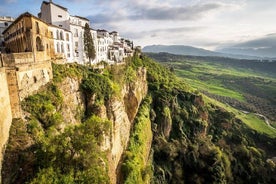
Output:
[
  {"left": 142, "top": 45, "right": 268, "bottom": 60},
  {"left": 145, "top": 52, "right": 276, "bottom": 131},
  {"left": 1, "top": 53, "right": 276, "bottom": 183}
]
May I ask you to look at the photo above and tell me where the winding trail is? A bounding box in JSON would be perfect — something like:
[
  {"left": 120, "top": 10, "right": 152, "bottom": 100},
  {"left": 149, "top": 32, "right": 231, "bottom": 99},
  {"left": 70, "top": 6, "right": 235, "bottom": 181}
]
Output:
[{"left": 254, "top": 113, "right": 276, "bottom": 130}]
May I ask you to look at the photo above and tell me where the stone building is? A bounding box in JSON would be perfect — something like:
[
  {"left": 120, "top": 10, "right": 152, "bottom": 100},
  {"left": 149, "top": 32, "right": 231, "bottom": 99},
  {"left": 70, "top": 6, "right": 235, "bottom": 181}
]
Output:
[{"left": 3, "top": 12, "right": 53, "bottom": 60}]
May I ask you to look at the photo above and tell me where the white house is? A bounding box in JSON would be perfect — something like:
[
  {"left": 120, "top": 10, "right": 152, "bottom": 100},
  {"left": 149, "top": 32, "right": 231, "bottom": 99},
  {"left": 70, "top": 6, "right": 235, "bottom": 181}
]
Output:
[
  {"left": 38, "top": 0, "right": 133, "bottom": 65},
  {"left": 38, "top": 0, "right": 70, "bottom": 30},
  {"left": 97, "top": 29, "right": 114, "bottom": 64},
  {"left": 69, "top": 15, "right": 90, "bottom": 65},
  {"left": 89, "top": 28, "right": 98, "bottom": 65},
  {"left": 0, "top": 16, "right": 14, "bottom": 52},
  {"left": 49, "top": 25, "right": 74, "bottom": 62}
]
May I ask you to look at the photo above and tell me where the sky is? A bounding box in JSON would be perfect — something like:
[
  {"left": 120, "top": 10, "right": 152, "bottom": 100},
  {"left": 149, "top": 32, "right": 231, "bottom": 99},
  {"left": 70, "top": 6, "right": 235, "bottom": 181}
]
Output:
[{"left": 0, "top": 0, "right": 275, "bottom": 50}]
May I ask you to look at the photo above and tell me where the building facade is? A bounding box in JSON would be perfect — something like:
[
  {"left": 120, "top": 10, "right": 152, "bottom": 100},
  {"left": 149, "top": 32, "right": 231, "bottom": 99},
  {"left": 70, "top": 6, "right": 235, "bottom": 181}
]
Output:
[
  {"left": 2, "top": 0, "right": 134, "bottom": 65},
  {"left": 49, "top": 25, "right": 74, "bottom": 62},
  {"left": 69, "top": 15, "right": 90, "bottom": 64},
  {"left": 0, "top": 16, "right": 14, "bottom": 52},
  {"left": 38, "top": 0, "right": 70, "bottom": 30},
  {"left": 3, "top": 12, "right": 53, "bottom": 61}
]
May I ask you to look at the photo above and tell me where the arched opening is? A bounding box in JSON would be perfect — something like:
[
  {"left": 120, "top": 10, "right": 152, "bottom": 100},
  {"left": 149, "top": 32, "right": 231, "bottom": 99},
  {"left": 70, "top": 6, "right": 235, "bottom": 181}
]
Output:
[
  {"left": 57, "top": 43, "right": 60, "bottom": 53},
  {"left": 36, "top": 36, "right": 44, "bottom": 51},
  {"left": 61, "top": 43, "right": 64, "bottom": 53},
  {"left": 60, "top": 31, "right": 64, "bottom": 40},
  {"left": 33, "top": 76, "right": 37, "bottom": 83},
  {"left": 56, "top": 30, "right": 59, "bottom": 40}
]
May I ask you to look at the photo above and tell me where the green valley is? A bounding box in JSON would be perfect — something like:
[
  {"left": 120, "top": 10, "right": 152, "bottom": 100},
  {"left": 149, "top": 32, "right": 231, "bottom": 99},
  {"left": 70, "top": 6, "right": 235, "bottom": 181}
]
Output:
[{"left": 145, "top": 52, "right": 276, "bottom": 137}]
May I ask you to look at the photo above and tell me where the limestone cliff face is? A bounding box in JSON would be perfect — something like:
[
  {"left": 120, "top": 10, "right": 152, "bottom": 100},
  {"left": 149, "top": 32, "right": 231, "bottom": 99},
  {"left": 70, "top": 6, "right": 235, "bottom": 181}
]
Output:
[
  {"left": 0, "top": 69, "right": 13, "bottom": 183},
  {"left": 99, "top": 67, "right": 148, "bottom": 183},
  {"left": 54, "top": 67, "right": 148, "bottom": 183},
  {"left": 58, "top": 77, "right": 85, "bottom": 126}
]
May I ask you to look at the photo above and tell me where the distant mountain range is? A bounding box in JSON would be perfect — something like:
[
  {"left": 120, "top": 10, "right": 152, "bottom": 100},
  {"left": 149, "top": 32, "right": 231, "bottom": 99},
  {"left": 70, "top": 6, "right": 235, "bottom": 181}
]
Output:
[
  {"left": 217, "top": 33, "right": 276, "bottom": 58},
  {"left": 142, "top": 45, "right": 276, "bottom": 60}
]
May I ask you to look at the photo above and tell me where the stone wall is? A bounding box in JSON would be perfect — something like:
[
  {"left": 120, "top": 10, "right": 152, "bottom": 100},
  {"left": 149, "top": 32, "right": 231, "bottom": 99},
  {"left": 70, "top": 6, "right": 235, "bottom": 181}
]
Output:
[
  {"left": 17, "top": 61, "right": 52, "bottom": 101},
  {"left": 0, "top": 68, "right": 13, "bottom": 183},
  {"left": 0, "top": 53, "right": 53, "bottom": 118},
  {"left": 1, "top": 52, "right": 51, "bottom": 67}
]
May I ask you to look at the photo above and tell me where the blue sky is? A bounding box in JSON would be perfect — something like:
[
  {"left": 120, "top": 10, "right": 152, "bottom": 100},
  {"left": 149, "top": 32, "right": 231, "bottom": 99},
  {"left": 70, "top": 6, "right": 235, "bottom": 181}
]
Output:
[{"left": 0, "top": 0, "right": 275, "bottom": 50}]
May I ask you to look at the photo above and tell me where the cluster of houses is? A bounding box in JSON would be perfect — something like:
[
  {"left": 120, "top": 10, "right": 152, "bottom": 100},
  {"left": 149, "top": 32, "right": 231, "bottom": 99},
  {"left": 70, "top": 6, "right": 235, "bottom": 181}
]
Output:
[{"left": 0, "top": 0, "right": 134, "bottom": 65}]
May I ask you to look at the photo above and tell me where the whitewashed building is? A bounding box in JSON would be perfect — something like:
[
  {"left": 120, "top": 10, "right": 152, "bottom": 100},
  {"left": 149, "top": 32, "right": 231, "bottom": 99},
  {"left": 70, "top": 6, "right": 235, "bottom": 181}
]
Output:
[
  {"left": 38, "top": 0, "right": 133, "bottom": 65},
  {"left": 0, "top": 16, "right": 14, "bottom": 52},
  {"left": 49, "top": 25, "right": 74, "bottom": 62},
  {"left": 39, "top": 0, "right": 98, "bottom": 64},
  {"left": 69, "top": 15, "right": 90, "bottom": 64},
  {"left": 90, "top": 28, "right": 98, "bottom": 64},
  {"left": 38, "top": 0, "right": 70, "bottom": 30}
]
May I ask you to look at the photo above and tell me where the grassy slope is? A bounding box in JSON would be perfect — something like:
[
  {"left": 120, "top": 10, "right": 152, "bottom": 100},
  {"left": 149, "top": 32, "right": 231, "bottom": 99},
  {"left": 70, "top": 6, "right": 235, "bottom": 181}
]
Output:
[
  {"left": 146, "top": 54, "right": 276, "bottom": 138},
  {"left": 205, "top": 96, "right": 276, "bottom": 138}
]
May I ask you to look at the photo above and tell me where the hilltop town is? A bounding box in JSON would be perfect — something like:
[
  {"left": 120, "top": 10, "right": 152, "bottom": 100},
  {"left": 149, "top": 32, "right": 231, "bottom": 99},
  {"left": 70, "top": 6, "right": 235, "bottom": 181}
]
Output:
[{"left": 0, "top": 0, "right": 134, "bottom": 65}]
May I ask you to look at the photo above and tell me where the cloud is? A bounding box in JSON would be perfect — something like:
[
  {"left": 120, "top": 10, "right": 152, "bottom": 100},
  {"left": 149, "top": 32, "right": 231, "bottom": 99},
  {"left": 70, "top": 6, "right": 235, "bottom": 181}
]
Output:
[
  {"left": 130, "top": 3, "right": 222, "bottom": 21},
  {"left": 216, "top": 33, "right": 276, "bottom": 57},
  {"left": 230, "top": 33, "right": 276, "bottom": 49},
  {"left": 4, "top": 0, "right": 17, "bottom": 3},
  {"left": 121, "top": 26, "right": 205, "bottom": 40},
  {"left": 86, "top": 1, "right": 227, "bottom": 24}
]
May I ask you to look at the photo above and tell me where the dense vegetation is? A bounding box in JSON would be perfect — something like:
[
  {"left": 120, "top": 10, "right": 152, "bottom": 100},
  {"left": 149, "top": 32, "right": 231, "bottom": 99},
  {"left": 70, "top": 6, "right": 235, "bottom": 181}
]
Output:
[{"left": 122, "top": 53, "right": 276, "bottom": 183}]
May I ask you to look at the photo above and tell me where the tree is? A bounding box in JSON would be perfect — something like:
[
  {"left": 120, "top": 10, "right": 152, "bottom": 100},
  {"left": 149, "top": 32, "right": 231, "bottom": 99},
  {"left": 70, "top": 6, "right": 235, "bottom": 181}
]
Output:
[{"left": 84, "top": 23, "right": 96, "bottom": 63}]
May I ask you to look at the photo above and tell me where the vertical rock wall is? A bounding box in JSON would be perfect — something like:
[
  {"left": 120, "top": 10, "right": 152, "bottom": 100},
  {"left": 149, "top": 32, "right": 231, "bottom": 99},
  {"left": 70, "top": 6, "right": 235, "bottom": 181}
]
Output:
[
  {"left": 0, "top": 68, "right": 13, "bottom": 183},
  {"left": 106, "top": 67, "right": 148, "bottom": 183}
]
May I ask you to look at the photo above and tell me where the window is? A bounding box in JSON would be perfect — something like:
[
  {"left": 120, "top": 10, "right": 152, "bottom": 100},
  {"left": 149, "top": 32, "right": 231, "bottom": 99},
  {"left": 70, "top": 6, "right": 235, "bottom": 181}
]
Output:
[
  {"left": 75, "top": 41, "right": 78, "bottom": 48},
  {"left": 58, "top": 15, "right": 62, "bottom": 18},
  {"left": 35, "top": 21, "right": 40, "bottom": 34},
  {"left": 67, "top": 44, "right": 70, "bottom": 52},
  {"left": 61, "top": 43, "right": 64, "bottom": 53},
  {"left": 57, "top": 43, "right": 60, "bottom": 53},
  {"left": 56, "top": 30, "right": 59, "bottom": 39},
  {"left": 59, "top": 25, "right": 63, "bottom": 27},
  {"left": 74, "top": 29, "right": 78, "bottom": 37},
  {"left": 60, "top": 31, "right": 64, "bottom": 40},
  {"left": 66, "top": 33, "right": 69, "bottom": 41}
]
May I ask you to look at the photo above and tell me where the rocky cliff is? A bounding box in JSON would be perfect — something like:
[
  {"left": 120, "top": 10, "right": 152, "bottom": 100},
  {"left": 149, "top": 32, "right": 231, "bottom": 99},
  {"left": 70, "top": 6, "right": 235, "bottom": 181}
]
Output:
[
  {"left": 1, "top": 63, "right": 148, "bottom": 184},
  {"left": 0, "top": 68, "right": 13, "bottom": 183}
]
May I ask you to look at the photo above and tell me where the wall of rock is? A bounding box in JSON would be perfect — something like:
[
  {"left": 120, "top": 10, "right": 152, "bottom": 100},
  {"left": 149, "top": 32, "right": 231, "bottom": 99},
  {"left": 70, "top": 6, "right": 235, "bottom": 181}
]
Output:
[{"left": 0, "top": 68, "right": 13, "bottom": 183}]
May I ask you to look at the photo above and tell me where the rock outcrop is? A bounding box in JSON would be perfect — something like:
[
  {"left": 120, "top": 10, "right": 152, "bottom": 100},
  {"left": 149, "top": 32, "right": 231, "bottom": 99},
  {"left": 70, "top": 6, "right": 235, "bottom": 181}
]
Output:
[{"left": 99, "top": 67, "right": 148, "bottom": 183}]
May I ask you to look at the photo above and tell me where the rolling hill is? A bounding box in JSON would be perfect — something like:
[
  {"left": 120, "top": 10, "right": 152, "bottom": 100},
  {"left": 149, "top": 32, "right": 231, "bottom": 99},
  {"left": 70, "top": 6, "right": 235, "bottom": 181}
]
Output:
[{"left": 143, "top": 45, "right": 274, "bottom": 60}]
